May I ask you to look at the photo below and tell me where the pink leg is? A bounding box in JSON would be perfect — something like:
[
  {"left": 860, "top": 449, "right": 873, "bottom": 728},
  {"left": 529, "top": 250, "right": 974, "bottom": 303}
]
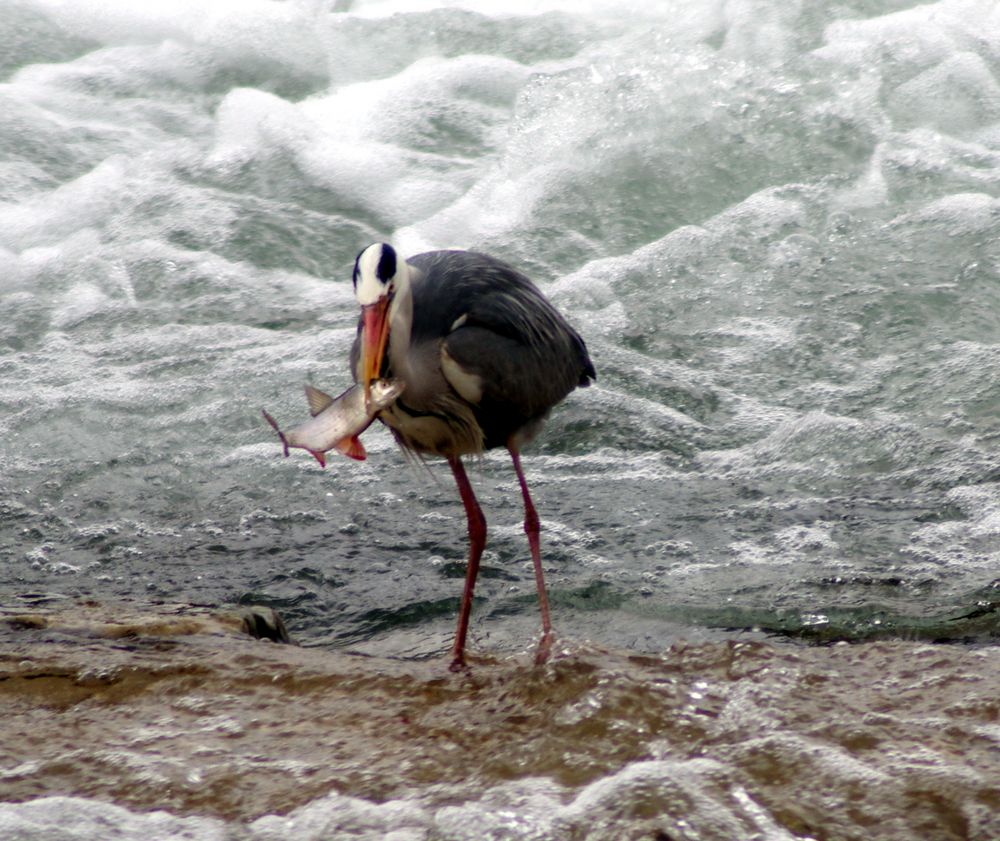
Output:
[
  {"left": 509, "top": 447, "right": 553, "bottom": 664},
  {"left": 448, "top": 455, "right": 486, "bottom": 671}
]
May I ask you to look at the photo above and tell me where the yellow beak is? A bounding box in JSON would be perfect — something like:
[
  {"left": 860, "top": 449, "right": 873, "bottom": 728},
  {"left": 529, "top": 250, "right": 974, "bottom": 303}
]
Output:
[{"left": 360, "top": 298, "right": 391, "bottom": 405}]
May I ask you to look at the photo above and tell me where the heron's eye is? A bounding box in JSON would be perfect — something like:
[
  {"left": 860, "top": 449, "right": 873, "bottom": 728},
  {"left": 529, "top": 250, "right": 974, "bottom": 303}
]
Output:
[{"left": 387, "top": 282, "right": 396, "bottom": 296}]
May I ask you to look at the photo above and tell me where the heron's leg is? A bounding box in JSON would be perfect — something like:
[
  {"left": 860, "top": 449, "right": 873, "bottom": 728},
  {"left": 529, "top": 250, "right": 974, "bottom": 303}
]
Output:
[
  {"left": 508, "top": 447, "right": 553, "bottom": 665},
  {"left": 448, "top": 455, "right": 486, "bottom": 671}
]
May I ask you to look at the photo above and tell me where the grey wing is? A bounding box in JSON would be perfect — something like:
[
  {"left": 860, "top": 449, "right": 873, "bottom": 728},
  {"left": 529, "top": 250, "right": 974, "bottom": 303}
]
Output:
[
  {"left": 408, "top": 249, "right": 595, "bottom": 421},
  {"left": 442, "top": 295, "right": 593, "bottom": 421}
]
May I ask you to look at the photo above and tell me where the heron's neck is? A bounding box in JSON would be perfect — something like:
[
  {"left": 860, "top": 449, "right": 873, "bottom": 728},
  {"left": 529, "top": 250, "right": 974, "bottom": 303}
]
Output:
[{"left": 387, "top": 264, "right": 414, "bottom": 381}]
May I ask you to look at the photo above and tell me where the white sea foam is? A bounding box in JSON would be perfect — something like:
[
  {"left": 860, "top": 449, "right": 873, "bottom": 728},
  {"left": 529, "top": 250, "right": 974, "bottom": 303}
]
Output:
[
  {"left": 0, "top": 759, "right": 795, "bottom": 841},
  {"left": 347, "top": 0, "right": 670, "bottom": 19}
]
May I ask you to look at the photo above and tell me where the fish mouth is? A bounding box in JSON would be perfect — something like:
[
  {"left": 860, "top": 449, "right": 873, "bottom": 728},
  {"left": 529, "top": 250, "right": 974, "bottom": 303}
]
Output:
[
  {"left": 370, "top": 379, "right": 405, "bottom": 411},
  {"left": 360, "top": 297, "right": 391, "bottom": 406}
]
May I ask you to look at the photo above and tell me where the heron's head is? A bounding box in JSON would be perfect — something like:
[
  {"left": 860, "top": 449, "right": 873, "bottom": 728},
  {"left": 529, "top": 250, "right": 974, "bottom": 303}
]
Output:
[{"left": 353, "top": 242, "right": 403, "bottom": 402}]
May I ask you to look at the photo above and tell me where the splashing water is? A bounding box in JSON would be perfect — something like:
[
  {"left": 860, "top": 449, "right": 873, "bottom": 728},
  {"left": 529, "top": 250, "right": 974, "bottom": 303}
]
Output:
[
  {"left": 3, "top": 0, "right": 997, "bottom": 652},
  {"left": 1, "top": 1, "right": 999, "bottom": 837}
]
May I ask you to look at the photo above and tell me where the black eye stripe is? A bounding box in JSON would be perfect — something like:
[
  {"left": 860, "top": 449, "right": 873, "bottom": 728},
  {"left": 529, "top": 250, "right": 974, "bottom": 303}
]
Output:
[
  {"left": 352, "top": 247, "right": 366, "bottom": 288},
  {"left": 377, "top": 244, "right": 397, "bottom": 282}
]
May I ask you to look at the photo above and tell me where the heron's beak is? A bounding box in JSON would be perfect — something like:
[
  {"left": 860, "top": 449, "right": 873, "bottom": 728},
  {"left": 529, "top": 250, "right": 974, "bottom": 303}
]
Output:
[{"left": 360, "top": 297, "right": 391, "bottom": 405}]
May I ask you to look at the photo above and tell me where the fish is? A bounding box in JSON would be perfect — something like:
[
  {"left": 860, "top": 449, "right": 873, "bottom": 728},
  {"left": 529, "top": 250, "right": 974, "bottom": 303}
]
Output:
[{"left": 262, "top": 379, "right": 404, "bottom": 467}]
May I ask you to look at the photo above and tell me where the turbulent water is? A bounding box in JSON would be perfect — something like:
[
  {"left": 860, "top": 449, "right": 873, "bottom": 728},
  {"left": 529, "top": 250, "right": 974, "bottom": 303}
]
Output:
[{"left": 2, "top": 0, "right": 999, "bottom": 838}]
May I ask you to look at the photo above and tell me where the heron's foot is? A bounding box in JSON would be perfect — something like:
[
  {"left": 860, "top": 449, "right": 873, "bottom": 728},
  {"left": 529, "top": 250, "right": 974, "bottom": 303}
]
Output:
[
  {"left": 534, "top": 629, "right": 554, "bottom": 666},
  {"left": 448, "top": 652, "right": 469, "bottom": 673}
]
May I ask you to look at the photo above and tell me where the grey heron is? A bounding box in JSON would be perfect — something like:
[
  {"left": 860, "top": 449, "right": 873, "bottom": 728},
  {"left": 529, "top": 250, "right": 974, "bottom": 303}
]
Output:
[{"left": 351, "top": 243, "right": 595, "bottom": 669}]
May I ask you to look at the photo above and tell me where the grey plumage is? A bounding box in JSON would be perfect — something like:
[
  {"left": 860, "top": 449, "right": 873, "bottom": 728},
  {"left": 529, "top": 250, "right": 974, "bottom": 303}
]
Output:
[{"left": 351, "top": 248, "right": 595, "bottom": 454}]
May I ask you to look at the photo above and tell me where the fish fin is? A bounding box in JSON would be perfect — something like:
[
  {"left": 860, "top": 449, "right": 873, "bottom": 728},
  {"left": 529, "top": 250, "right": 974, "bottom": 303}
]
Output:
[
  {"left": 309, "top": 449, "right": 327, "bottom": 468},
  {"left": 304, "top": 384, "right": 335, "bottom": 417},
  {"left": 334, "top": 436, "right": 367, "bottom": 461},
  {"left": 261, "top": 409, "right": 290, "bottom": 458}
]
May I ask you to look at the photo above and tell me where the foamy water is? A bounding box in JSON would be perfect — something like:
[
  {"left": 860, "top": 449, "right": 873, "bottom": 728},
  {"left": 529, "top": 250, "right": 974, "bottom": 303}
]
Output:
[
  {"left": 1, "top": 602, "right": 997, "bottom": 841},
  {"left": 1, "top": 0, "right": 999, "bottom": 837}
]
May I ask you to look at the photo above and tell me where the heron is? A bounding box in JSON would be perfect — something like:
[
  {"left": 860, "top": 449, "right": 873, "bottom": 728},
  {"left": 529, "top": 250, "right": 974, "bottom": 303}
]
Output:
[{"left": 350, "top": 243, "right": 595, "bottom": 669}]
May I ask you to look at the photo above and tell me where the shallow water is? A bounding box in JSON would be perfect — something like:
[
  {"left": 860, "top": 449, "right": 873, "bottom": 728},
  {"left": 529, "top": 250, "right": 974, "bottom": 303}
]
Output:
[
  {"left": 1, "top": 602, "right": 998, "bottom": 840},
  {"left": 1, "top": 0, "right": 999, "bottom": 836}
]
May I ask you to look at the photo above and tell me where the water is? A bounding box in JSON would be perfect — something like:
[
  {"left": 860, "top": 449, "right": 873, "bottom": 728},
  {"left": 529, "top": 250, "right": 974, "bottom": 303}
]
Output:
[
  {"left": 1, "top": 0, "right": 999, "bottom": 837},
  {"left": 2, "top": 603, "right": 998, "bottom": 840}
]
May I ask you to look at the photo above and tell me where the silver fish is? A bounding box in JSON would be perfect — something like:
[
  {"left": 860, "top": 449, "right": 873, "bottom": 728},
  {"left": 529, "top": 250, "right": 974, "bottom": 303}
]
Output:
[{"left": 262, "top": 379, "right": 404, "bottom": 467}]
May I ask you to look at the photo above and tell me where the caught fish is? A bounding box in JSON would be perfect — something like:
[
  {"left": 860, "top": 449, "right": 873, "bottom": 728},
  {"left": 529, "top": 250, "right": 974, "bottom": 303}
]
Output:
[{"left": 262, "top": 379, "right": 404, "bottom": 467}]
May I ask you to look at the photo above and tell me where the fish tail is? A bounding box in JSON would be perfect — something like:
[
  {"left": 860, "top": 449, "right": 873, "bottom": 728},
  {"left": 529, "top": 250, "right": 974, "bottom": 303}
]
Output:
[{"left": 261, "top": 409, "right": 290, "bottom": 458}]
